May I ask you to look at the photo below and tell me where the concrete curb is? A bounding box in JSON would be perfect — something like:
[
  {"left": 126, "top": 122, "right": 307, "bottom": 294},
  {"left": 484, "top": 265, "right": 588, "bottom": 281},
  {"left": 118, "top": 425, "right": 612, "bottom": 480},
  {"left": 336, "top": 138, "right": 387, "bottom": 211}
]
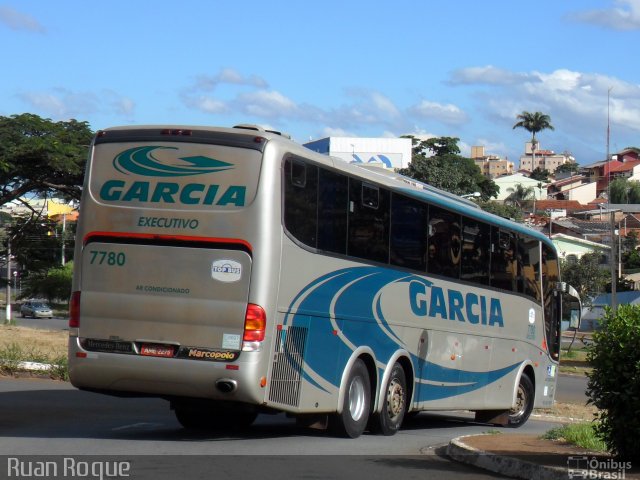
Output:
[
  {"left": 1, "top": 360, "right": 52, "bottom": 372},
  {"left": 447, "top": 435, "right": 567, "bottom": 480}
]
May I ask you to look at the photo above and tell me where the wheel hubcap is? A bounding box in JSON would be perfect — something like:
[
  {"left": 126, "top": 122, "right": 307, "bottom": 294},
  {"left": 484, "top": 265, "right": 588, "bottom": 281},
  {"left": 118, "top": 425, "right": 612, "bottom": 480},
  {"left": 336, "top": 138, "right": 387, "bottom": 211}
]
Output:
[
  {"left": 348, "top": 376, "right": 366, "bottom": 421},
  {"left": 386, "top": 379, "right": 405, "bottom": 420},
  {"left": 510, "top": 385, "right": 526, "bottom": 417}
]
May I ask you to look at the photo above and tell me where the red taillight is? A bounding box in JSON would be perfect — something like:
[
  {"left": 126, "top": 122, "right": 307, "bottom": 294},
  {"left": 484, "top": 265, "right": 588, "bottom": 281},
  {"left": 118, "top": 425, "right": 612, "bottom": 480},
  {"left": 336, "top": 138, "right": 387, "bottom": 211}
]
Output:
[
  {"left": 69, "top": 291, "right": 81, "bottom": 328},
  {"left": 243, "top": 304, "right": 266, "bottom": 342}
]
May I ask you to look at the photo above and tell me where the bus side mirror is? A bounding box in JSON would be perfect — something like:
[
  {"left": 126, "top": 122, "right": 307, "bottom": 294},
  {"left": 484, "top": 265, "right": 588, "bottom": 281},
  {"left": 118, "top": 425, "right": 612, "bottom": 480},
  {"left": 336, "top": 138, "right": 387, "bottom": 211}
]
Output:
[{"left": 561, "top": 284, "right": 582, "bottom": 331}]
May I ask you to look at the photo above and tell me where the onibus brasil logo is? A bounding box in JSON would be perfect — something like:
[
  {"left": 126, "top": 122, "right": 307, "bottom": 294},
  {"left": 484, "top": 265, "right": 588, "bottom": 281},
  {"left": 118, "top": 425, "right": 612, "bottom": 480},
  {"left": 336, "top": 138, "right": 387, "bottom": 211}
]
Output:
[{"left": 99, "top": 146, "right": 247, "bottom": 206}]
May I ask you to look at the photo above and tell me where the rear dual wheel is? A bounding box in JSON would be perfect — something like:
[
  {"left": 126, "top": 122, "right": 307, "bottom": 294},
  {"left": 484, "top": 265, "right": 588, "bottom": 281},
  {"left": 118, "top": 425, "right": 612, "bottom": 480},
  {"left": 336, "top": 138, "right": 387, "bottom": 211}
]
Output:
[{"left": 370, "top": 362, "right": 407, "bottom": 436}]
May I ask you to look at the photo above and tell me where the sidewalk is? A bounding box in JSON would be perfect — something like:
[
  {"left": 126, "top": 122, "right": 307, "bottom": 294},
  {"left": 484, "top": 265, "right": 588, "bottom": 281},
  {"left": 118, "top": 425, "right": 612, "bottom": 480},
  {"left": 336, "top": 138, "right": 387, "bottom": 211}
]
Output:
[{"left": 448, "top": 433, "right": 639, "bottom": 479}]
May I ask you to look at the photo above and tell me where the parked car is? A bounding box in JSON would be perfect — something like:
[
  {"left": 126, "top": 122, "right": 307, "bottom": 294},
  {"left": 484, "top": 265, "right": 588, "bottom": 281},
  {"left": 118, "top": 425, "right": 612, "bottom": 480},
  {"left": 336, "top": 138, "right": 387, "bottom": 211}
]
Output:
[{"left": 20, "top": 301, "right": 54, "bottom": 319}]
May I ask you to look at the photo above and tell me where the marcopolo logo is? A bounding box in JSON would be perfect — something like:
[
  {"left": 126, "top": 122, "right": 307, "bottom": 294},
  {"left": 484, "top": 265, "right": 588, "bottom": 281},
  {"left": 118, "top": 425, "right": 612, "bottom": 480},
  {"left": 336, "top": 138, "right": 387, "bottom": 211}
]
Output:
[{"left": 99, "top": 146, "right": 247, "bottom": 206}]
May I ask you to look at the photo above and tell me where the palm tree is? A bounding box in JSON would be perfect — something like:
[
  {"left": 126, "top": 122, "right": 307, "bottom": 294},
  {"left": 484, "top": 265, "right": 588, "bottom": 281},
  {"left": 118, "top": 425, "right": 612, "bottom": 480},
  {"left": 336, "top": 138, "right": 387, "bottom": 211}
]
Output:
[
  {"left": 505, "top": 183, "right": 536, "bottom": 209},
  {"left": 513, "top": 111, "right": 555, "bottom": 171}
]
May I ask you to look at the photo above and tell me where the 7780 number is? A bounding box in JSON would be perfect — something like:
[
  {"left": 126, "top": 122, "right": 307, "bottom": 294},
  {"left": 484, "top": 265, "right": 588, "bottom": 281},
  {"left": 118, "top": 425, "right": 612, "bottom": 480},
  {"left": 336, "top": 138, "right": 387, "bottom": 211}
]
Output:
[{"left": 89, "top": 250, "right": 126, "bottom": 266}]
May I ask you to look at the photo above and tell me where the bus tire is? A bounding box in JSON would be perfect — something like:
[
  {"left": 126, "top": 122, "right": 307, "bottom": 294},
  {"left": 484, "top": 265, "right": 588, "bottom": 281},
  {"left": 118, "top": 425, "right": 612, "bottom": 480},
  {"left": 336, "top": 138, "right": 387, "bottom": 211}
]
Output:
[
  {"left": 329, "top": 359, "right": 371, "bottom": 438},
  {"left": 507, "top": 373, "right": 534, "bottom": 428},
  {"left": 370, "top": 362, "right": 407, "bottom": 436}
]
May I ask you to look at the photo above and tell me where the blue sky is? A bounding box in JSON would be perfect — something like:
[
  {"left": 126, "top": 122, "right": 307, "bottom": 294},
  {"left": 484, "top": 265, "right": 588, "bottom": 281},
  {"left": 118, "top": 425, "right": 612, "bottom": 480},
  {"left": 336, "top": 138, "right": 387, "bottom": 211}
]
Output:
[{"left": 1, "top": 1, "right": 639, "bottom": 166}]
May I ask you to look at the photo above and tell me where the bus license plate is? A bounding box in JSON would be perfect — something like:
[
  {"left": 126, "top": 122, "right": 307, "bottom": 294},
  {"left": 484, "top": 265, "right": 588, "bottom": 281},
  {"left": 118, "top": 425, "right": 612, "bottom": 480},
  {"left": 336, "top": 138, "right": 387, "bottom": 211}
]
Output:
[{"left": 140, "top": 344, "right": 175, "bottom": 358}]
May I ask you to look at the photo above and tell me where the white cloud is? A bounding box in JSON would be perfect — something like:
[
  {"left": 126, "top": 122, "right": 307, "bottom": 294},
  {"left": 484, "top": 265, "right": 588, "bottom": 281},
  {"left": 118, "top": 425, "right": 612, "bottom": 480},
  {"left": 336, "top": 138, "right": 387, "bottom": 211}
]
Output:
[
  {"left": 194, "top": 68, "right": 268, "bottom": 91},
  {"left": 409, "top": 100, "right": 469, "bottom": 126},
  {"left": 449, "top": 65, "right": 534, "bottom": 86},
  {"left": 570, "top": 0, "right": 640, "bottom": 31},
  {"left": 0, "top": 6, "right": 45, "bottom": 33},
  {"left": 17, "top": 88, "right": 136, "bottom": 120},
  {"left": 237, "top": 90, "right": 299, "bottom": 118}
]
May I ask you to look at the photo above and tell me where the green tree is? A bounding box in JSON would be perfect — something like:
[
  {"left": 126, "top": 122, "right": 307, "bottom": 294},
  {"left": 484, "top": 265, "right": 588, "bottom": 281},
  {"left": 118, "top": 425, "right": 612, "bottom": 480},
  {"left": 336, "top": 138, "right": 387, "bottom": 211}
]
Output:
[
  {"left": 609, "top": 178, "right": 640, "bottom": 204},
  {"left": 0, "top": 113, "right": 93, "bottom": 206},
  {"left": 529, "top": 167, "right": 550, "bottom": 182},
  {"left": 560, "top": 252, "right": 609, "bottom": 305},
  {"left": 512, "top": 111, "right": 555, "bottom": 147},
  {"left": 21, "top": 262, "right": 73, "bottom": 303},
  {"left": 587, "top": 304, "right": 640, "bottom": 460},
  {"left": 477, "top": 201, "right": 523, "bottom": 222},
  {"left": 504, "top": 183, "right": 536, "bottom": 209},
  {"left": 513, "top": 111, "right": 554, "bottom": 171},
  {"left": 398, "top": 136, "right": 498, "bottom": 200},
  {"left": 555, "top": 161, "right": 580, "bottom": 176}
]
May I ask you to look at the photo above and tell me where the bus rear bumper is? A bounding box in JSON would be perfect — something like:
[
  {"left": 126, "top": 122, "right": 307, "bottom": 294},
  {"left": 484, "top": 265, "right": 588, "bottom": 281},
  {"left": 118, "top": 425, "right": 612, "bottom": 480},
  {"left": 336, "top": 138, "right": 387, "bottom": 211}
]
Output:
[{"left": 68, "top": 336, "right": 267, "bottom": 405}]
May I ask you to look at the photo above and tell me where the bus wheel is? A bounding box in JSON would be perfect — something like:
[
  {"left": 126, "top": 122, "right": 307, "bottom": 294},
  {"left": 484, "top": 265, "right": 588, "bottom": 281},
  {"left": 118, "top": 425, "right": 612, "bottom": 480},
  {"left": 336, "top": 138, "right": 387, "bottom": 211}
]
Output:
[
  {"left": 507, "top": 374, "right": 534, "bottom": 428},
  {"left": 370, "top": 362, "right": 407, "bottom": 436},
  {"left": 329, "top": 359, "right": 371, "bottom": 438}
]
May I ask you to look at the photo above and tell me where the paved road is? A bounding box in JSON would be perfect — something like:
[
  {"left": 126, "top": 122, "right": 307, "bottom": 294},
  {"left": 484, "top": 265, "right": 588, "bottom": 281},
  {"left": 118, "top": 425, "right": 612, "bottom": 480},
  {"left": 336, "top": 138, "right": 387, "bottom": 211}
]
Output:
[
  {"left": 556, "top": 372, "right": 589, "bottom": 404},
  {"left": 0, "top": 377, "right": 560, "bottom": 479}
]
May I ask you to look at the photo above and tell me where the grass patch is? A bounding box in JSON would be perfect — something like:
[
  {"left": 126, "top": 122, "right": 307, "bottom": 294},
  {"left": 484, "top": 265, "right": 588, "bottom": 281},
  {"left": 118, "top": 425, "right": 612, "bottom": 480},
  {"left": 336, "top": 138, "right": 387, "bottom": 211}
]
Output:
[
  {"left": 0, "top": 325, "right": 68, "bottom": 380},
  {"left": 542, "top": 423, "right": 608, "bottom": 453},
  {"left": 535, "top": 401, "right": 598, "bottom": 422}
]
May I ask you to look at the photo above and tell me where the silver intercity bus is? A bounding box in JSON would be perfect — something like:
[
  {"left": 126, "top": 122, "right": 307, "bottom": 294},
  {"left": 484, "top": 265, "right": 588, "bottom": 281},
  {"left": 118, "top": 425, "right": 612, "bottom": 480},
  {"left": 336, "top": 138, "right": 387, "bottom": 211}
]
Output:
[{"left": 68, "top": 125, "right": 578, "bottom": 437}]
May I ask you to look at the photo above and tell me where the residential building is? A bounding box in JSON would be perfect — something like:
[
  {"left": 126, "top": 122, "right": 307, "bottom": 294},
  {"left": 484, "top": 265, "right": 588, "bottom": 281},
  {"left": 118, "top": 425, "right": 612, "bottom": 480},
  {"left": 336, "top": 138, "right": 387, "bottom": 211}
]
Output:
[
  {"left": 547, "top": 175, "right": 597, "bottom": 204},
  {"left": 519, "top": 142, "right": 575, "bottom": 174},
  {"left": 470, "top": 146, "right": 514, "bottom": 179},
  {"left": 303, "top": 136, "right": 412, "bottom": 170},
  {"left": 583, "top": 152, "right": 640, "bottom": 198},
  {"left": 493, "top": 173, "right": 548, "bottom": 202},
  {"left": 551, "top": 233, "right": 611, "bottom": 265}
]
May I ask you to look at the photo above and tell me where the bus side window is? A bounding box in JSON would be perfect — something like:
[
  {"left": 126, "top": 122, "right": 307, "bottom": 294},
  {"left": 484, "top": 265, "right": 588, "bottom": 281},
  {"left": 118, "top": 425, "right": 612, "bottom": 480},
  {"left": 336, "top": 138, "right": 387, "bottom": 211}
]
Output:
[
  {"left": 318, "top": 168, "right": 348, "bottom": 255},
  {"left": 390, "top": 193, "right": 427, "bottom": 271},
  {"left": 491, "top": 229, "right": 516, "bottom": 292},
  {"left": 348, "top": 179, "right": 390, "bottom": 264},
  {"left": 521, "top": 235, "right": 541, "bottom": 301},
  {"left": 427, "top": 206, "right": 461, "bottom": 280},
  {"left": 460, "top": 216, "right": 490, "bottom": 285},
  {"left": 284, "top": 158, "right": 318, "bottom": 248}
]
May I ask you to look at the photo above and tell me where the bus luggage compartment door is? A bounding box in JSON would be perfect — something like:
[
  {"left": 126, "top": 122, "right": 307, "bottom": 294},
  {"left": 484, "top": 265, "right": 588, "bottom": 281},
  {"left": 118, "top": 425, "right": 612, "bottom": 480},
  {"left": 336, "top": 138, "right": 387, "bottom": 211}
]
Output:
[{"left": 78, "top": 242, "right": 251, "bottom": 353}]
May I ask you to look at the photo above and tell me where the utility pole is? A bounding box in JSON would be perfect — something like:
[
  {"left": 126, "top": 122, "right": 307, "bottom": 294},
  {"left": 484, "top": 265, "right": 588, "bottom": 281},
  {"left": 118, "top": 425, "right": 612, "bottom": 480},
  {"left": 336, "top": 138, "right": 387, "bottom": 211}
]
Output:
[
  {"left": 5, "top": 237, "right": 11, "bottom": 324},
  {"left": 61, "top": 213, "right": 66, "bottom": 266},
  {"left": 607, "top": 86, "right": 617, "bottom": 312}
]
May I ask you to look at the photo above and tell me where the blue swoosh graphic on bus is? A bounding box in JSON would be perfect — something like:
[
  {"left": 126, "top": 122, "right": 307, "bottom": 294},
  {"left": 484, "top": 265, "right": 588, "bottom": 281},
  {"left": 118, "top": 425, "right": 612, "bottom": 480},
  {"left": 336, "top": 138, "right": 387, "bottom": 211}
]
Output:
[
  {"left": 113, "top": 146, "right": 234, "bottom": 177},
  {"left": 284, "top": 266, "right": 518, "bottom": 400}
]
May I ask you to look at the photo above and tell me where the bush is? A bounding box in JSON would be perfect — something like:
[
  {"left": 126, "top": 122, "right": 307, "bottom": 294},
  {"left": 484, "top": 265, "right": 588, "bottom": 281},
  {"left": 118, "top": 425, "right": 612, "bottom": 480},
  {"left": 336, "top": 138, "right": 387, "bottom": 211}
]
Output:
[{"left": 587, "top": 304, "right": 640, "bottom": 460}]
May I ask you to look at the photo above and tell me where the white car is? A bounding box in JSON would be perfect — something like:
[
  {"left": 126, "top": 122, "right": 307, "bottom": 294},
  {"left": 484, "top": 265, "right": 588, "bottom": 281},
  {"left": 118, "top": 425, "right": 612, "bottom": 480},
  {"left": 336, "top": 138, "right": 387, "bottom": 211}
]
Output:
[{"left": 20, "top": 301, "right": 54, "bottom": 319}]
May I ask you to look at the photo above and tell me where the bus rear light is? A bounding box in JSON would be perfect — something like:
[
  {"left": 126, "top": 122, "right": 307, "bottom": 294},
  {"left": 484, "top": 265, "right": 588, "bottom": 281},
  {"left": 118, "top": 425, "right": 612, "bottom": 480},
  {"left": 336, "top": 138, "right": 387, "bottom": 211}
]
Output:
[
  {"left": 69, "top": 291, "right": 81, "bottom": 328},
  {"left": 243, "top": 304, "right": 266, "bottom": 342}
]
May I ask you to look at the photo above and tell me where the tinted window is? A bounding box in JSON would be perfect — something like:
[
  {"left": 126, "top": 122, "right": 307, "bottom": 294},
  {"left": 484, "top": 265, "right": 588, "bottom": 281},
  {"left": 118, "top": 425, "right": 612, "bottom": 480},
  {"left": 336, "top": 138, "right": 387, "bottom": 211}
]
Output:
[
  {"left": 318, "top": 169, "right": 348, "bottom": 254},
  {"left": 390, "top": 193, "right": 427, "bottom": 271},
  {"left": 542, "top": 245, "right": 560, "bottom": 360},
  {"left": 461, "top": 217, "right": 490, "bottom": 285},
  {"left": 491, "top": 229, "right": 516, "bottom": 291},
  {"left": 427, "top": 206, "right": 461, "bottom": 279},
  {"left": 348, "top": 179, "right": 390, "bottom": 263},
  {"left": 521, "top": 236, "right": 541, "bottom": 301},
  {"left": 284, "top": 158, "right": 318, "bottom": 247}
]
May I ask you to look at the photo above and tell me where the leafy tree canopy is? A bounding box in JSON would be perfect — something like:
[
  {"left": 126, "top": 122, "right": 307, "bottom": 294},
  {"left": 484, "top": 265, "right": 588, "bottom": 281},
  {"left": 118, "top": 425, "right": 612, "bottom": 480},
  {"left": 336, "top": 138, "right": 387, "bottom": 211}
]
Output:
[
  {"left": 0, "top": 113, "right": 93, "bottom": 207},
  {"left": 398, "top": 136, "right": 498, "bottom": 201},
  {"left": 561, "top": 252, "right": 609, "bottom": 305},
  {"left": 513, "top": 111, "right": 554, "bottom": 144},
  {"left": 476, "top": 201, "right": 523, "bottom": 222},
  {"left": 609, "top": 178, "right": 640, "bottom": 204},
  {"left": 529, "top": 167, "right": 550, "bottom": 182},
  {"left": 555, "top": 161, "right": 580, "bottom": 175}
]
